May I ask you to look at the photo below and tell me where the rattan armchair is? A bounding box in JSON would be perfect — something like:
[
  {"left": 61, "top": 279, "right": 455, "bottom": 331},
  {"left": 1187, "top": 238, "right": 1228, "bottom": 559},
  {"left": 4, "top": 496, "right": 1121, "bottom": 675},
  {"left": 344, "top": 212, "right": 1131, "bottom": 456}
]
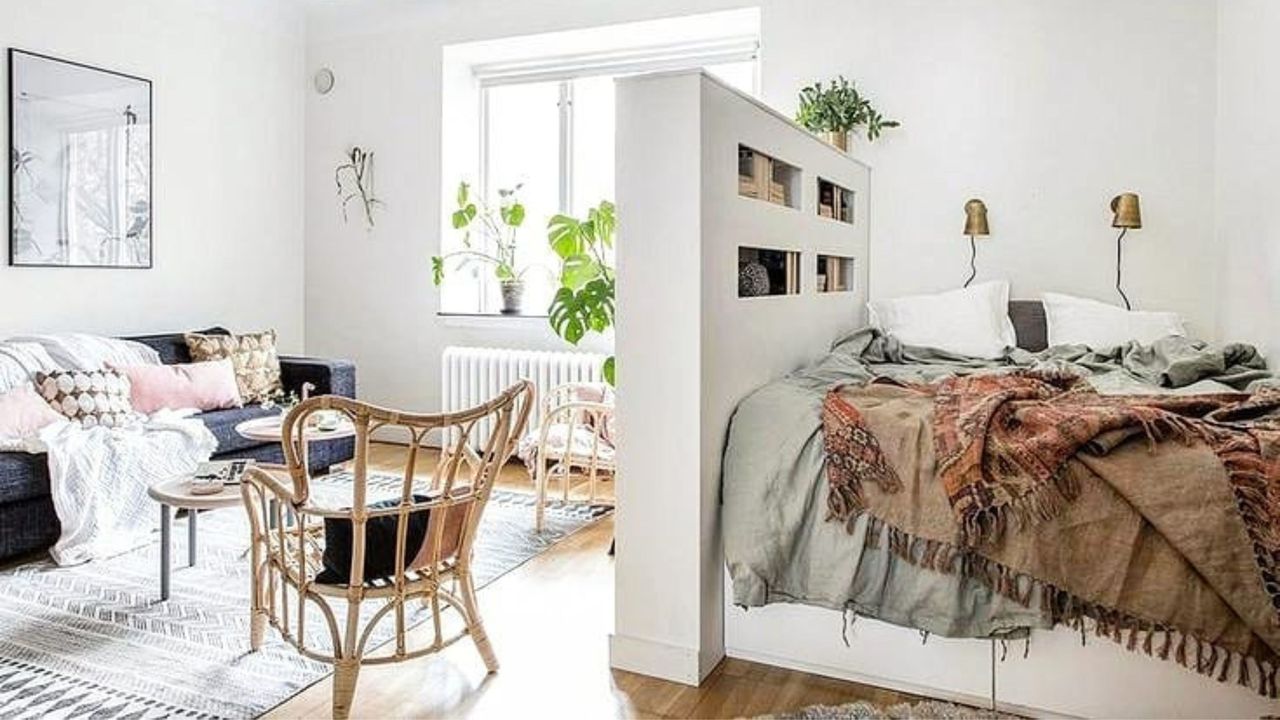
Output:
[
  {"left": 520, "top": 382, "right": 616, "bottom": 532},
  {"left": 239, "top": 381, "right": 533, "bottom": 719}
]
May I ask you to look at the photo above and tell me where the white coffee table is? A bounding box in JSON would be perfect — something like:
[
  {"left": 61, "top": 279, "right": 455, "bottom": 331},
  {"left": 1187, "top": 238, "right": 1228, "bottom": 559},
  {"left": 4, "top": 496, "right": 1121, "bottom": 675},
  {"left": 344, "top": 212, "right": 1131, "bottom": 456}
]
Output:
[{"left": 147, "top": 476, "right": 244, "bottom": 601}]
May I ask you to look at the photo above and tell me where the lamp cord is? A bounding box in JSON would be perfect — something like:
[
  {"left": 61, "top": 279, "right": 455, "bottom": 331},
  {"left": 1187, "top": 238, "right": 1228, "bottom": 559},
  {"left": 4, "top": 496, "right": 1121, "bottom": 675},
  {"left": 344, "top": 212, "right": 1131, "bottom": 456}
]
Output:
[
  {"left": 964, "top": 235, "right": 977, "bottom": 288},
  {"left": 1115, "top": 228, "right": 1132, "bottom": 310}
]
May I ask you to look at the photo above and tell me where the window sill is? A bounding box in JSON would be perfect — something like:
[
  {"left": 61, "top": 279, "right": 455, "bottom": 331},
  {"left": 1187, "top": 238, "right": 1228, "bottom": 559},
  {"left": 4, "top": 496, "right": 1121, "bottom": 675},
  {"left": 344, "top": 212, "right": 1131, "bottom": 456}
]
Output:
[{"left": 438, "top": 312, "right": 551, "bottom": 330}]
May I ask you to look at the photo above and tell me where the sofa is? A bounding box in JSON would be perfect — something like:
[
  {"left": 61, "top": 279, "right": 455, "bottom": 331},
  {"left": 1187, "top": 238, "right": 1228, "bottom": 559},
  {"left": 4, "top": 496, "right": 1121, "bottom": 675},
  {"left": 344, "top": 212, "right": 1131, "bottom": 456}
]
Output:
[{"left": 0, "top": 328, "right": 356, "bottom": 562}]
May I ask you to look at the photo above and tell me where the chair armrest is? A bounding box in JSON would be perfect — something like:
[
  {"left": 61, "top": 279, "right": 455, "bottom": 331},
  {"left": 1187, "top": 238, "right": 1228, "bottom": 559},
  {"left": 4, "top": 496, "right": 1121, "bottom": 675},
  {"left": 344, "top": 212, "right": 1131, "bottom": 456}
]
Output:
[
  {"left": 534, "top": 400, "right": 617, "bottom": 455},
  {"left": 242, "top": 465, "right": 299, "bottom": 505},
  {"left": 280, "top": 356, "right": 356, "bottom": 398},
  {"left": 541, "top": 400, "right": 614, "bottom": 427}
]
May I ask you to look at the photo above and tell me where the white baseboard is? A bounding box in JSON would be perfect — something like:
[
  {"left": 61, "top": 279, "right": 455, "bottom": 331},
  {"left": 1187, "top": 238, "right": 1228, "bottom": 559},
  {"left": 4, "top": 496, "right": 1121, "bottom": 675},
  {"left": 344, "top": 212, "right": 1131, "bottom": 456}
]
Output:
[
  {"left": 609, "top": 633, "right": 721, "bottom": 686},
  {"left": 724, "top": 646, "right": 1063, "bottom": 719}
]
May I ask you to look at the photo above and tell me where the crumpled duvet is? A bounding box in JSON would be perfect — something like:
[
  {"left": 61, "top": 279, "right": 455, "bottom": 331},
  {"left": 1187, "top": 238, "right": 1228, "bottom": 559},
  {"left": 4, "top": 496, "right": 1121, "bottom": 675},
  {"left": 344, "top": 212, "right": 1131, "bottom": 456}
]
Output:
[
  {"left": 40, "top": 411, "right": 217, "bottom": 566},
  {"left": 722, "top": 328, "right": 1277, "bottom": 631}
]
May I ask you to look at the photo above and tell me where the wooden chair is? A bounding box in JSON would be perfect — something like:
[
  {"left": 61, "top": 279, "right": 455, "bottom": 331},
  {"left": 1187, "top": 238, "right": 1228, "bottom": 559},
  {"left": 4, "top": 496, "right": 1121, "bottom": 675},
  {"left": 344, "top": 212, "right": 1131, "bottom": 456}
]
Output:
[
  {"left": 519, "top": 382, "right": 616, "bottom": 532},
  {"left": 239, "top": 381, "right": 533, "bottom": 719}
]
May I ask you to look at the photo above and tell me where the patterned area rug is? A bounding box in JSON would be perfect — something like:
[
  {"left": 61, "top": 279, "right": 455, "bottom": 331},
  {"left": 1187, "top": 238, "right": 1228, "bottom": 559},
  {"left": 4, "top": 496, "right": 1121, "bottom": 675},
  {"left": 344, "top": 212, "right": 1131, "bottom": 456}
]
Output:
[
  {"left": 765, "top": 699, "right": 1015, "bottom": 719},
  {"left": 0, "top": 476, "right": 609, "bottom": 719}
]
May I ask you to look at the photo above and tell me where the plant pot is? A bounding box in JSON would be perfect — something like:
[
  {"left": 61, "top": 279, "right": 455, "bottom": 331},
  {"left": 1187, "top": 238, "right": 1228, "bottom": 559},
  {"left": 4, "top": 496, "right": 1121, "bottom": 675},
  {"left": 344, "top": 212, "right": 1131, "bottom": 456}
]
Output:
[
  {"left": 499, "top": 280, "right": 524, "bottom": 315},
  {"left": 820, "top": 130, "right": 850, "bottom": 153}
]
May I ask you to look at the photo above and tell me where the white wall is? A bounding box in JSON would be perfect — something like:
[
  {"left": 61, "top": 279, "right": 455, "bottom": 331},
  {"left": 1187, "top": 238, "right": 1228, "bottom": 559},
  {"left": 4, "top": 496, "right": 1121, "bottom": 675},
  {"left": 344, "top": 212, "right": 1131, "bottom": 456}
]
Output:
[
  {"left": 1215, "top": 0, "right": 1280, "bottom": 361},
  {"left": 760, "top": 0, "right": 1219, "bottom": 335},
  {"left": 304, "top": 0, "right": 1221, "bottom": 412},
  {"left": 0, "top": 0, "right": 306, "bottom": 349}
]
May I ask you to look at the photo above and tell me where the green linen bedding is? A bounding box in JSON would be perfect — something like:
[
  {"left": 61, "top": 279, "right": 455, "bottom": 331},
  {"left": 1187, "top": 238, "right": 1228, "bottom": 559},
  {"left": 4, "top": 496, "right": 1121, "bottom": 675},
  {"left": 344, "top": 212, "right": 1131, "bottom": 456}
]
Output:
[{"left": 722, "top": 329, "right": 1276, "bottom": 664}]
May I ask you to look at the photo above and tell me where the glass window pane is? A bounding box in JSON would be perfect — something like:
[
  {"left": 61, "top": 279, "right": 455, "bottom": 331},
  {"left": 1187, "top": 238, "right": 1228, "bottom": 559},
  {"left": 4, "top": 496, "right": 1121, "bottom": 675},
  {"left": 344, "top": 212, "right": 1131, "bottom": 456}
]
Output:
[
  {"left": 570, "top": 75, "right": 616, "bottom": 217},
  {"left": 464, "top": 56, "right": 757, "bottom": 315},
  {"left": 483, "top": 81, "right": 562, "bottom": 315}
]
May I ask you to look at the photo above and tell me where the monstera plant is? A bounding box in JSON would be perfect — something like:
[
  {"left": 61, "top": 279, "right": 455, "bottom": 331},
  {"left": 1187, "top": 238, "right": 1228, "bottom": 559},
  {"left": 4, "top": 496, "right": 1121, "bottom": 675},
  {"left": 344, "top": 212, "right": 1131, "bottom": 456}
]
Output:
[{"left": 546, "top": 200, "right": 616, "bottom": 385}]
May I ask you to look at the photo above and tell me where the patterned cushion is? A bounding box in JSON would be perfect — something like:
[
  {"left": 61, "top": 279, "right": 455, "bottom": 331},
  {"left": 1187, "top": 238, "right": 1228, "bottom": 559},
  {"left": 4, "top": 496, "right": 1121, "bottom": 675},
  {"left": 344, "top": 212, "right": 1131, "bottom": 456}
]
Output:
[
  {"left": 34, "top": 369, "right": 135, "bottom": 428},
  {"left": 184, "top": 330, "right": 282, "bottom": 403}
]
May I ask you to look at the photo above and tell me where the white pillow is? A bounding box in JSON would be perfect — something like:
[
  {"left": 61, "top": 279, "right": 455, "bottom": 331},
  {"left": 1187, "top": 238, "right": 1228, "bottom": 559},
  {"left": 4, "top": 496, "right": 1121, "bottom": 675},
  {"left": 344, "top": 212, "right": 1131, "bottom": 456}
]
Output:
[
  {"left": 867, "top": 281, "right": 1016, "bottom": 359},
  {"left": 1042, "top": 292, "right": 1186, "bottom": 349}
]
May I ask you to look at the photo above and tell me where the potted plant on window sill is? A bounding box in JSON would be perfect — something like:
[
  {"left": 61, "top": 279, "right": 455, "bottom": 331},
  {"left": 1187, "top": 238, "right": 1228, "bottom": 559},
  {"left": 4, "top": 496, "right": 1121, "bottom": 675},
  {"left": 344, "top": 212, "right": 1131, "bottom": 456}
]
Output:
[
  {"left": 432, "top": 181, "right": 538, "bottom": 315},
  {"left": 795, "top": 76, "right": 899, "bottom": 153},
  {"left": 547, "top": 200, "right": 616, "bottom": 385}
]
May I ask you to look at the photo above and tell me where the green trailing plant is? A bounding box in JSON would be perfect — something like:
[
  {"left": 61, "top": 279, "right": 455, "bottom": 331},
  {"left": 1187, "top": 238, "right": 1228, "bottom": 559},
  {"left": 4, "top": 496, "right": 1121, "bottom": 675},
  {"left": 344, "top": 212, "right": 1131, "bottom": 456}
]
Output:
[
  {"left": 546, "top": 200, "right": 616, "bottom": 385},
  {"left": 432, "top": 181, "right": 533, "bottom": 285},
  {"left": 795, "top": 76, "right": 900, "bottom": 141},
  {"left": 335, "top": 146, "right": 382, "bottom": 228}
]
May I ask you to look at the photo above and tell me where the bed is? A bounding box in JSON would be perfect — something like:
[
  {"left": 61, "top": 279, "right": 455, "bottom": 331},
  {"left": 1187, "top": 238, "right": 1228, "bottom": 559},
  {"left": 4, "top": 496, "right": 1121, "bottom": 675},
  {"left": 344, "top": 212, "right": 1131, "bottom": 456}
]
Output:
[{"left": 722, "top": 301, "right": 1280, "bottom": 717}]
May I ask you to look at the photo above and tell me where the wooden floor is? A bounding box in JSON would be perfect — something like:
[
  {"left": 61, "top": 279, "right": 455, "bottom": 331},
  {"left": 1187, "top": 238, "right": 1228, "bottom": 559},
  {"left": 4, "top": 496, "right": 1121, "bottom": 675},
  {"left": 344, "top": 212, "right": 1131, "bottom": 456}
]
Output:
[{"left": 268, "top": 443, "right": 921, "bottom": 719}]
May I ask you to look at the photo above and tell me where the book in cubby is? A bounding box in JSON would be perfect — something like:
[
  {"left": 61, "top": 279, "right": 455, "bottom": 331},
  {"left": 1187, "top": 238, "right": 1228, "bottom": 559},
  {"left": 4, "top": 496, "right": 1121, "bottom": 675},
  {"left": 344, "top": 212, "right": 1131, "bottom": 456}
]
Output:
[
  {"left": 738, "top": 145, "right": 800, "bottom": 209},
  {"left": 816, "top": 254, "right": 855, "bottom": 293},
  {"left": 817, "top": 178, "right": 855, "bottom": 224}
]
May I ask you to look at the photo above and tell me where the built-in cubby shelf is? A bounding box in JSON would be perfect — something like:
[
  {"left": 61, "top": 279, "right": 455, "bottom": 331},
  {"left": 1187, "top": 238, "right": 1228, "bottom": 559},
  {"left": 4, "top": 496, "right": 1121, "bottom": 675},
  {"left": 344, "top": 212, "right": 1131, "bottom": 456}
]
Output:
[
  {"left": 817, "top": 178, "right": 855, "bottom": 224},
  {"left": 738, "top": 246, "right": 800, "bottom": 298},
  {"left": 817, "top": 254, "right": 855, "bottom": 293},
  {"left": 738, "top": 145, "right": 800, "bottom": 209}
]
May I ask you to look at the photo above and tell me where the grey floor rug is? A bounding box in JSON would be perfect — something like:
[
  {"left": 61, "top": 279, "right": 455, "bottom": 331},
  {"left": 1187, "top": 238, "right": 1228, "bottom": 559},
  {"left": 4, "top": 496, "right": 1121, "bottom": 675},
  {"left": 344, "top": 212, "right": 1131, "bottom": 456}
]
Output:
[{"left": 0, "top": 478, "right": 609, "bottom": 719}]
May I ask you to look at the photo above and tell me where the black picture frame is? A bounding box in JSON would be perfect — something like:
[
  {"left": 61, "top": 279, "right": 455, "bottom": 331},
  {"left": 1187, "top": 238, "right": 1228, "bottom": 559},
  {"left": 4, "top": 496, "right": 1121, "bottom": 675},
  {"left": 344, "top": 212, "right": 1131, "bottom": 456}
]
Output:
[{"left": 8, "top": 48, "right": 154, "bottom": 269}]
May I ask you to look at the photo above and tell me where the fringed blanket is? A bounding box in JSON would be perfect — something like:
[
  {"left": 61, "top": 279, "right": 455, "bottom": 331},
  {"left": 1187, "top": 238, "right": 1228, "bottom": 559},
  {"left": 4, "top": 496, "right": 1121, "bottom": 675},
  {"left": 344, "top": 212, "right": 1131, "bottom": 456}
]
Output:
[{"left": 823, "top": 372, "right": 1280, "bottom": 698}]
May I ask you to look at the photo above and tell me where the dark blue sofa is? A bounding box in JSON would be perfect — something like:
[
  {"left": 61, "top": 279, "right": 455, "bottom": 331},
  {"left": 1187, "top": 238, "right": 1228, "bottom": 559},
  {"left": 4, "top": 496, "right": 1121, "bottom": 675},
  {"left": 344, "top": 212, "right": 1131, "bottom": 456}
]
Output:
[{"left": 0, "top": 328, "right": 356, "bottom": 562}]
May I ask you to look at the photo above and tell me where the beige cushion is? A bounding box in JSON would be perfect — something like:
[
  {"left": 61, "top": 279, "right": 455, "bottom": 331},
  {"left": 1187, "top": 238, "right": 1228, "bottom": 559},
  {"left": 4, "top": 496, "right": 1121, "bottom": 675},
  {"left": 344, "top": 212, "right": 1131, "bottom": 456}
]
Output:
[
  {"left": 517, "top": 424, "right": 616, "bottom": 467},
  {"left": 184, "top": 330, "right": 282, "bottom": 403},
  {"left": 35, "top": 368, "right": 136, "bottom": 428}
]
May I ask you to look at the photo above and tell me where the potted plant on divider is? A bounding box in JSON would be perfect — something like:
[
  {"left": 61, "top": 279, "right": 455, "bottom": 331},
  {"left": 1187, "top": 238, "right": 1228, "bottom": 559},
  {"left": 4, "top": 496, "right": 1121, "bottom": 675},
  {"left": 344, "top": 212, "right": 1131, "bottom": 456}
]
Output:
[
  {"left": 795, "top": 76, "right": 900, "bottom": 152},
  {"left": 432, "top": 181, "right": 534, "bottom": 315},
  {"left": 546, "top": 200, "right": 616, "bottom": 385}
]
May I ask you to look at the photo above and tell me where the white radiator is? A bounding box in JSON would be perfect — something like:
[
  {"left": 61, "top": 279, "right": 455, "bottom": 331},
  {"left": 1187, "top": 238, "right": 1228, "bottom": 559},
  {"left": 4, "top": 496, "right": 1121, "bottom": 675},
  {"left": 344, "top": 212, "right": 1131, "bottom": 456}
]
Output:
[{"left": 441, "top": 346, "right": 607, "bottom": 448}]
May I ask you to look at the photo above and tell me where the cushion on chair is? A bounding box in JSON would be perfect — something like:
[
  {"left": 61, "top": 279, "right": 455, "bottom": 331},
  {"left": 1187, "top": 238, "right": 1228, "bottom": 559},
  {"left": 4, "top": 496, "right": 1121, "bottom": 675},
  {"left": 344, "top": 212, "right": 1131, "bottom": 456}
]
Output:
[
  {"left": 517, "top": 423, "right": 616, "bottom": 467},
  {"left": 556, "top": 383, "right": 617, "bottom": 442},
  {"left": 315, "top": 487, "right": 472, "bottom": 585}
]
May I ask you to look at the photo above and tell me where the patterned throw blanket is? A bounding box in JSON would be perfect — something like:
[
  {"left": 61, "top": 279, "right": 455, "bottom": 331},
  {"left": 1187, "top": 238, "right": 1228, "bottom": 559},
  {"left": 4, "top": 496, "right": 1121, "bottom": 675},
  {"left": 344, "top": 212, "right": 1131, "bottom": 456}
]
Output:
[{"left": 823, "top": 371, "right": 1280, "bottom": 697}]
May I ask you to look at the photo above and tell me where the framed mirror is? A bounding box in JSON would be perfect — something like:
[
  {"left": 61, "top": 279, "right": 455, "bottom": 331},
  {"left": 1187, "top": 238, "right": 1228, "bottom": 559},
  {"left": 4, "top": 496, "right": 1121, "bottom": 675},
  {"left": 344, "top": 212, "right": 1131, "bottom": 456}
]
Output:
[{"left": 9, "top": 49, "right": 152, "bottom": 268}]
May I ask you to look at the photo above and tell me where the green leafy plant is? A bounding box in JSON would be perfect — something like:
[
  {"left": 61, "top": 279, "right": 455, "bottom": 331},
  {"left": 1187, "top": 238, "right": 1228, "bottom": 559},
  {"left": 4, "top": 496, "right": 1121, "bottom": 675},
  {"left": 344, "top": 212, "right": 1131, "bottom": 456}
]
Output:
[
  {"left": 432, "top": 181, "right": 534, "bottom": 285},
  {"left": 795, "top": 76, "right": 900, "bottom": 141},
  {"left": 547, "top": 200, "right": 616, "bottom": 385}
]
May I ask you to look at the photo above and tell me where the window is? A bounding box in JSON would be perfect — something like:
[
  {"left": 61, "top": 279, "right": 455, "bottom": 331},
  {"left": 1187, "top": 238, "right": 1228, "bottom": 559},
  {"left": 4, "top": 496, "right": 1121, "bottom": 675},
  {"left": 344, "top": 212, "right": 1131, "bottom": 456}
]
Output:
[{"left": 441, "top": 22, "right": 759, "bottom": 317}]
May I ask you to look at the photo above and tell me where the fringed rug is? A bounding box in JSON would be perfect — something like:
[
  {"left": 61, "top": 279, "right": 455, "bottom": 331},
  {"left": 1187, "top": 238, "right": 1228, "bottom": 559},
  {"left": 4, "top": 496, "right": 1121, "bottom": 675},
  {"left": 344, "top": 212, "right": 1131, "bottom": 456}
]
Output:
[
  {"left": 0, "top": 478, "right": 610, "bottom": 719},
  {"left": 763, "top": 699, "right": 1016, "bottom": 719}
]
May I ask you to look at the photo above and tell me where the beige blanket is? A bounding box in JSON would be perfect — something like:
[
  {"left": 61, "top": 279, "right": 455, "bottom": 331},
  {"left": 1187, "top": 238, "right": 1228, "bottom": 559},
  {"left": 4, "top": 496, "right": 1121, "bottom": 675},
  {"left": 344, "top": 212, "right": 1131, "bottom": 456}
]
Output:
[{"left": 823, "top": 380, "right": 1280, "bottom": 697}]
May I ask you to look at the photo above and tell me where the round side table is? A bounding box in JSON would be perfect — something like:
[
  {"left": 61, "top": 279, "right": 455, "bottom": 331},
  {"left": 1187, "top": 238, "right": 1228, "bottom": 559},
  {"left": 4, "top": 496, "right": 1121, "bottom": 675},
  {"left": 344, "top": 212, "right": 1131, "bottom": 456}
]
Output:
[
  {"left": 147, "top": 476, "right": 244, "bottom": 601},
  {"left": 234, "top": 415, "right": 356, "bottom": 471}
]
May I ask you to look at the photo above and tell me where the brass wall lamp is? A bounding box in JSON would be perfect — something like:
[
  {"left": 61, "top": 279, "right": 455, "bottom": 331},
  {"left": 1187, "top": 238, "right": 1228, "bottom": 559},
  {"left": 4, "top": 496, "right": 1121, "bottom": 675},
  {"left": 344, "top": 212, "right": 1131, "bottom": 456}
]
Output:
[
  {"left": 962, "top": 198, "right": 990, "bottom": 287},
  {"left": 1110, "top": 192, "right": 1142, "bottom": 310}
]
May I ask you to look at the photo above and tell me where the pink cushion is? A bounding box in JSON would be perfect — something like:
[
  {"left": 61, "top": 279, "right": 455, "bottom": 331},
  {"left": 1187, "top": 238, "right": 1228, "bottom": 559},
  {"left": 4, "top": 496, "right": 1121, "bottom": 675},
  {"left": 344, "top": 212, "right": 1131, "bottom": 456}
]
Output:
[
  {"left": 114, "top": 359, "right": 243, "bottom": 414},
  {"left": 0, "top": 384, "right": 65, "bottom": 442}
]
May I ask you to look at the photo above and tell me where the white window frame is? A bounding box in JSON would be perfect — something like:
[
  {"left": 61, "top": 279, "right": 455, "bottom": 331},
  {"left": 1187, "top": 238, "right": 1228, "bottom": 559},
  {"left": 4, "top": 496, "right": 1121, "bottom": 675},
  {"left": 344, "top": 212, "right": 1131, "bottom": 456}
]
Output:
[{"left": 466, "top": 37, "right": 759, "bottom": 315}]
